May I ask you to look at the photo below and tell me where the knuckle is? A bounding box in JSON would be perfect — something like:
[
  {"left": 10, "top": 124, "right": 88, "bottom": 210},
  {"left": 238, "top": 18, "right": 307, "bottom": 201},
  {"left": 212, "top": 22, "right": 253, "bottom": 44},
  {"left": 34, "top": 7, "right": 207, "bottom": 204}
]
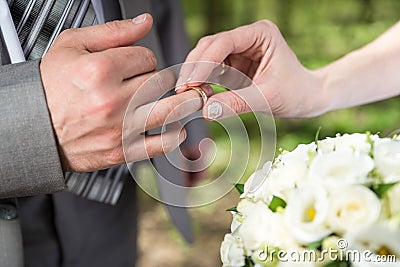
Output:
[
  {"left": 93, "top": 131, "right": 124, "bottom": 166},
  {"left": 257, "top": 19, "right": 273, "bottom": 27},
  {"left": 105, "top": 126, "right": 122, "bottom": 146},
  {"left": 228, "top": 95, "right": 248, "bottom": 114},
  {"left": 151, "top": 73, "right": 167, "bottom": 95},
  {"left": 148, "top": 109, "right": 165, "bottom": 127},
  {"left": 159, "top": 136, "right": 175, "bottom": 155},
  {"left": 89, "top": 93, "right": 118, "bottom": 117},
  {"left": 56, "top": 29, "right": 77, "bottom": 44},
  {"left": 104, "top": 20, "right": 124, "bottom": 34},
  {"left": 258, "top": 19, "right": 279, "bottom": 33},
  {"left": 106, "top": 148, "right": 124, "bottom": 165},
  {"left": 160, "top": 139, "right": 174, "bottom": 154},
  {"left": 220, "top": 38, "right": 231, "bottom": 49},
  {"left": 197, "top": 35, "right": 215, "bottom": 47},
  {"left": 83, "top": 57, "right": 113, "bottom": 85},
  {"left": 140, "top": 47, "right": 157, "bottom": 68},
  {"left": 104, "top": 20, "right": 131, "bottom": 45},
  {"left": 168, "top": 107, "right": 183, "bottom": 122},
  {"left": 98, "top": 100, "right": 117, "bottom": 118},
  {"left": 144, "top": 140, "right": 159, "bottom": 157}
]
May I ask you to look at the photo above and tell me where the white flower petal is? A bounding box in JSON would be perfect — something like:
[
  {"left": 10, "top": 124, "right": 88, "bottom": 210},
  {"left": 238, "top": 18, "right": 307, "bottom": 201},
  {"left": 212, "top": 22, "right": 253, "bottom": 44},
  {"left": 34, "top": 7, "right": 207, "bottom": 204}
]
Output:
[
  {"left": 309, "top": 150, "right": 374, "bottom": 186},
  {"left": 374, "top": 139, "right": 400, "bottom": 182},
  {"left": 236, "top": 200, "right": 295, "bottom": 251},
  {"left": 241, "top": 162, "right": 272, "bottom": 201},
  {"left": 318, "top": 133, "right": 372, "bottom": 154},
  {"left": 231, "top": 212, "right": 243, "bottom": 233},
  {"left": 345, "top": 223, "right": 400, "bottom": 267},
  {"left": 284, "top": 185, "right": 332, "bottom": 244},
  {"left": 388, "top": 183, "right": 400, "bottom": 216},
  {"left": 220, "top": 234, "right": 246, "bottom": 267},
  {"left": 327, "top": 185, "right": 381, "bottom": 234}
]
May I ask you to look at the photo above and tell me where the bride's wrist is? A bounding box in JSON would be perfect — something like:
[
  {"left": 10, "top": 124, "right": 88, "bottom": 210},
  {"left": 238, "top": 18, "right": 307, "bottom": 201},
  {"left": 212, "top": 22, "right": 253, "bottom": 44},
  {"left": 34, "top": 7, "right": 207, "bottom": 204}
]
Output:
[
  {"left": 306, "top": 68, "right": 332, "bottom": 117},
  {"left": 292, "top": 68, "right": 328, "bottom": 118}
]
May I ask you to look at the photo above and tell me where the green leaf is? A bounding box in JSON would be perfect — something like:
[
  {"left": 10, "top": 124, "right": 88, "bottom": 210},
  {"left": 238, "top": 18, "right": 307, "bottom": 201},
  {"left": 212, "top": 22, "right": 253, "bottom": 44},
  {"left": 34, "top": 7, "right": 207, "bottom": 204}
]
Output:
[
  {"left": 365, "top": 131, "right": 375, "bottom": 157},
  {"left": 315, "top": 126, "right": 322, "bottom": 144},
  {"left": 323, "top": 260, "right": 351, "bottom": 267},
  {"left": 244, "top": 256, "right": 255, "bottom": 267},
  {"left": 306, "top": 240, "right": 323, "bottom": 250},
  {"left": 268, "top": 196, "right": 287, "bottom": 212},
  {"left": 226, "top": 207, "right": 238, "bottom": 213},
  {"left": 234, "top": 184, "right": 245, "bottom": 194},
  {"left": 210, "top": 84, "right": 228, "bottom": 94},
  {"left": 372, "top": 182, "right": 399, "bottom": 198}
]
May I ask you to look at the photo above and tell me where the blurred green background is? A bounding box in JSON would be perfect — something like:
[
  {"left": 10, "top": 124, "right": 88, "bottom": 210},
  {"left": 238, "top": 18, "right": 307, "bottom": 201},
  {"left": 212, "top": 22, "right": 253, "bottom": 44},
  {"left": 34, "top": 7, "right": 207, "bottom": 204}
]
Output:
[
  {"left": 182, "top": 0, "right": 400, "bottom": 150},
  {"left": 137, "top": 1, "right": 400, "bottom": 266}
]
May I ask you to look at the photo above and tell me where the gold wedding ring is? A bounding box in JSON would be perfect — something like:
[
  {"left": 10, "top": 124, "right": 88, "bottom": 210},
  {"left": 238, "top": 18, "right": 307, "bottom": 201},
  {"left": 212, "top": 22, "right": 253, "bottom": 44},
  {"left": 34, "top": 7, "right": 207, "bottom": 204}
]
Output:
[{"left": 188, "top": 87, "right": 208, "bottom": 108}]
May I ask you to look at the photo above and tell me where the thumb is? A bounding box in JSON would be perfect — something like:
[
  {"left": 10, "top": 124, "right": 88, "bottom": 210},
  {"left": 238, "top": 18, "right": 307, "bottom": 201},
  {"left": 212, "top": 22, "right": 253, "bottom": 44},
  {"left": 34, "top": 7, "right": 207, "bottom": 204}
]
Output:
[{"left": 60, "top": 13, "right": 153, "bottom": 52}]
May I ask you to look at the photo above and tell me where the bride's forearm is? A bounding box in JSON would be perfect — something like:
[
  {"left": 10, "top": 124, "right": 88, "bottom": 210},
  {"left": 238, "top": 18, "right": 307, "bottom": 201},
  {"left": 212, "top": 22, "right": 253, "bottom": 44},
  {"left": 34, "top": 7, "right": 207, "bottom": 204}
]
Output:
[{"left": 314, "top": 21, "right": 400, "bottom": 114}]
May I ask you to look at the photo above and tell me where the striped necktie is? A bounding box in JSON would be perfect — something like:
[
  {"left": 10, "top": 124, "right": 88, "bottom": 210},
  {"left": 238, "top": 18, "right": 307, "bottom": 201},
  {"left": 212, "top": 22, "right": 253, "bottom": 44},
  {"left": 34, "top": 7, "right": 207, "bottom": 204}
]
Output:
[{"left": 8, "top": 0, "right": 128, "bottom": 205}]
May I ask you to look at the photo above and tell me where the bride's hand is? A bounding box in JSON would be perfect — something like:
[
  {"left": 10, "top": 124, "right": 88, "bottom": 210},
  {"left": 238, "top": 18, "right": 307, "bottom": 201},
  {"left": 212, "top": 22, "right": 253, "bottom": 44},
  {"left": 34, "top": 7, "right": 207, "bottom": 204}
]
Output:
[{"left": 176, "top": 20, "right": 324, "bottom": 119}]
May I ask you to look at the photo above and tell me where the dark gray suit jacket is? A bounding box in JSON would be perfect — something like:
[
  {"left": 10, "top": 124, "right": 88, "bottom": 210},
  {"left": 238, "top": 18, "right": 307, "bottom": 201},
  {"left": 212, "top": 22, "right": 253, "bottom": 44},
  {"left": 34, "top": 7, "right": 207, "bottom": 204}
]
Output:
[{"left": 0, "top": 1, "right": 203, "bottom": 266}]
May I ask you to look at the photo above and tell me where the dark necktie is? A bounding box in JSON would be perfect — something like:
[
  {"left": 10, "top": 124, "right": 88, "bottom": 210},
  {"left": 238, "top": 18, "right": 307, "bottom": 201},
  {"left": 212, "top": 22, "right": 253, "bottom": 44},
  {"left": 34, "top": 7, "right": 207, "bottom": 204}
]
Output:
[{"left": 8, "top": 0, "right": 128, "bottom": 205}]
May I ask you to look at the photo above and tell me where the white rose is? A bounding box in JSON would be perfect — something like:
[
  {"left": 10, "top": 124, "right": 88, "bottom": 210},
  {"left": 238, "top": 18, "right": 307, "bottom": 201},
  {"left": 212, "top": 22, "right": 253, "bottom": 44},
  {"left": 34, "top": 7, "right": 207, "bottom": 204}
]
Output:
[
  {"left": 327, "top": 185, "right": 381, "bottom": 234},
  {"left": 284, "top": 185, "right": 332, "bottom": 244},
  {"left": 345, "top": 223, "right": 400, "bottom": 267},
  {"left": 262, "top": 144, "right": 316, "bottom": 201},
  {"left": 236, "top": 200, "right": 295, "bottom": 252},
  {"left": 374, "top": 139, "right": 400, "bottom": 182},
  {"left": 236, "top": 199, "right": 256, "bottom": 217},
  {"left": 388, "top": 183, "right": 400, "bottom": 216},
  {"left": 281, "top": 142, "right": 317, "bottom": 162},
  {"left": 241, "top": 161, "right": 272, "bottom": 202},
  {"left": 308, "top": 150, "right": 374, "bottom": 186},
  {"left": 220, "top": 234, "right": 246, "bottom": 267},
  {"left": 317, "top": 133, "right": 372, "bottom": 154},
  {"left": 317, "top": 137, "right": 336, "bottom": 153}
]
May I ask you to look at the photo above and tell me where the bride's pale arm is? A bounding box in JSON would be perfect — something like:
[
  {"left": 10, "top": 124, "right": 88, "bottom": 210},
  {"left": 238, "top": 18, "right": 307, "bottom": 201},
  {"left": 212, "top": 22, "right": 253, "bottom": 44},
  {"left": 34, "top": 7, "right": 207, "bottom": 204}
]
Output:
[{"left": 315, "top": 21, "right": 400, "bottom": 114}]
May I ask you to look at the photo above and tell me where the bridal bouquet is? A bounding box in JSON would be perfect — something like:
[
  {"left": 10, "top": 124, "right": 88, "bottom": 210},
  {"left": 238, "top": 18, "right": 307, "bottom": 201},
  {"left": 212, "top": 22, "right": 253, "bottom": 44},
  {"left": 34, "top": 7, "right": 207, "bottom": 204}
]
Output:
[{"left": 221, "top": 133, "right": 400, "bottom": 267}]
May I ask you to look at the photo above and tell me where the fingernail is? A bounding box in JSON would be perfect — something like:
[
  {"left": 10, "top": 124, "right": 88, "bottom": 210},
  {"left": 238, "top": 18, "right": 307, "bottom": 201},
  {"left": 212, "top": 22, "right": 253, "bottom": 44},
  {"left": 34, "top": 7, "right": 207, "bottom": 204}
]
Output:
[
  {"left": 207, "top": 101, "right": 223, "bottom": 120},
  {"left": 186, "top": 65, "right": 197, "bottom": 84},
  {"left": 179, "top": 129, "right": 187, "bottom": 142},
  {"left": 132, "top": 13, "right": 147, "bottom": 24},
  {"left": 175, "top": 87, "right": 186, "bottom": 93},
  {"left": 176, "top": 76, "right": 193, "bottom": 92},
  {"left": 175, "top": 75, "right": 185, "bottom": 92},
  {"left": 175, "top": 76, "right": 193, "bottom": 92}
]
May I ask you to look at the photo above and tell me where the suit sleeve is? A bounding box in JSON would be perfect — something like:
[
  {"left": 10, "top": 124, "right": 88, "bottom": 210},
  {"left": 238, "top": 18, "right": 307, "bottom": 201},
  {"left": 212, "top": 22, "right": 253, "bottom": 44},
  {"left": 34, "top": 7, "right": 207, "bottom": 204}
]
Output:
[{"left": 0, "top": 60, "right": 66, "bottom": 198}]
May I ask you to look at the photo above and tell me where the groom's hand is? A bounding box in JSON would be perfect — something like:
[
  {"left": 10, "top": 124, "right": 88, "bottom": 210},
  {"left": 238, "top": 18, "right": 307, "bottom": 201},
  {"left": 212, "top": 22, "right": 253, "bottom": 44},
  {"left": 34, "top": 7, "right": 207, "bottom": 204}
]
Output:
[
  {"left": 176, "top": 20, "right": 324, "bottom": 119},
  {"left": 40, "top": 14, "right": 205, "bottom": 172}
]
